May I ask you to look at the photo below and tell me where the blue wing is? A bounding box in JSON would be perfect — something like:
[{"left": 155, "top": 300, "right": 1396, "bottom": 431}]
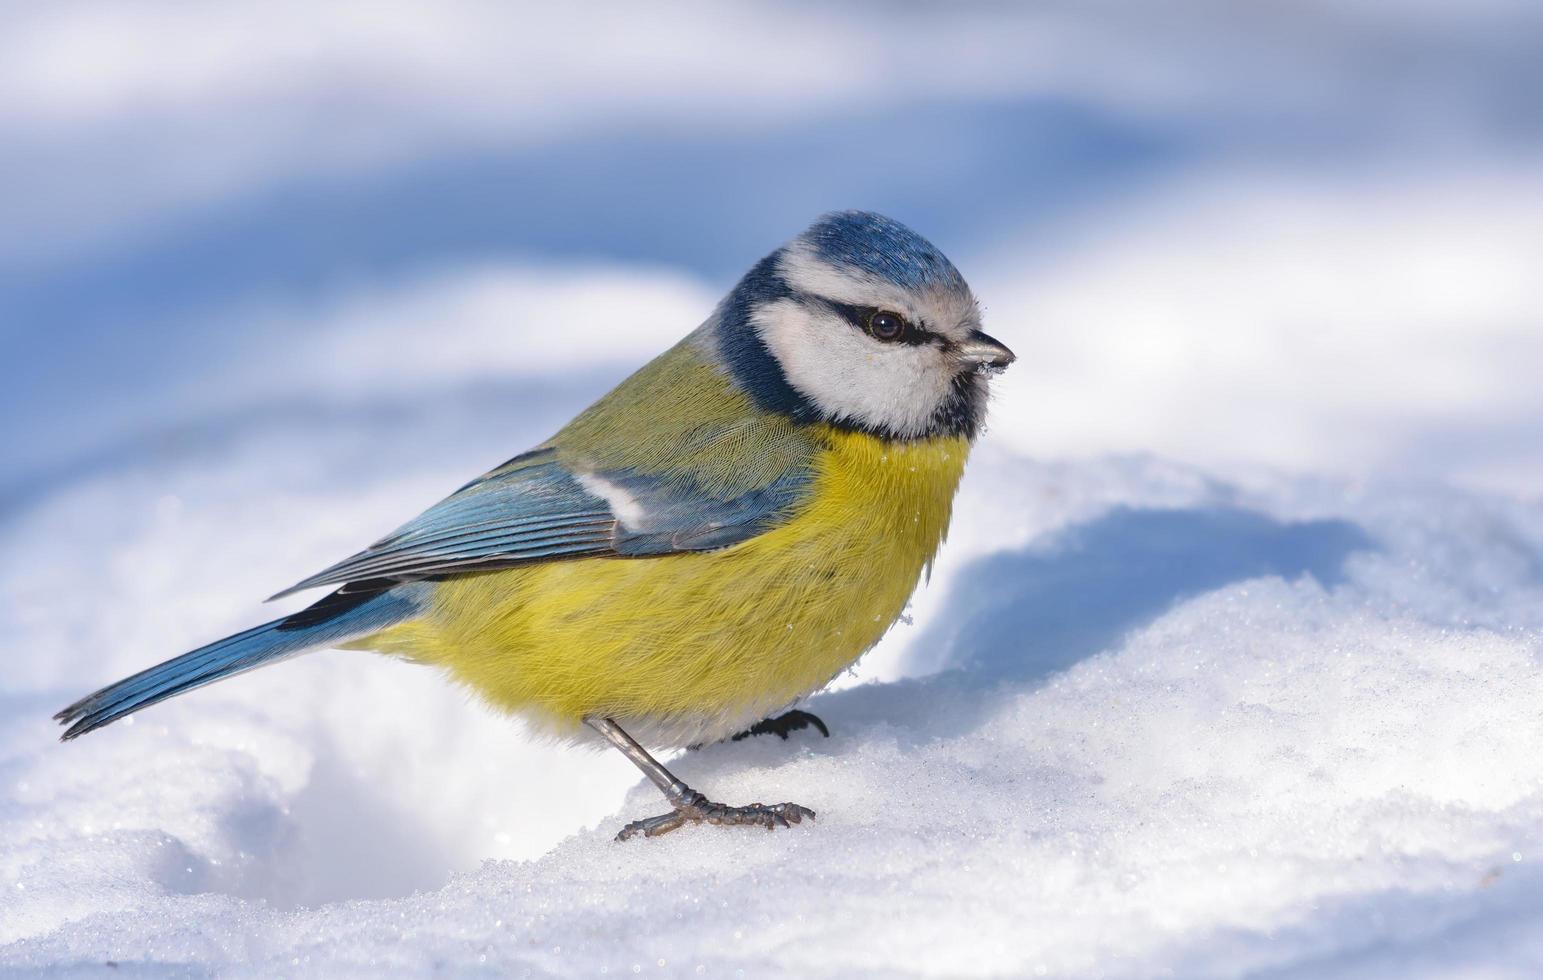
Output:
[{"left": 268, "top": 447, "right": 811, "bottom": 599}]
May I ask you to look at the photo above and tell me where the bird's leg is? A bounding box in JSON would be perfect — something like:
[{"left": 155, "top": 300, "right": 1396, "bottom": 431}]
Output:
[
  {"left": 586, "top": 717, "right": 815, "bottom": 841},
  {"left": 730, "top": 709, "right": 830, "bottom": 742}
]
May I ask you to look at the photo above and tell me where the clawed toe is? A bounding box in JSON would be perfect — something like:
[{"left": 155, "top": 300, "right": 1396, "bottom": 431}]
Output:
[
  {"left": 616, "top": 811, "right": 688, "bottom": 840},
  {"left": 588, "top": 717, "right": 817, "bottom": 844},
  {"left": 730, "top": 710, "right": 831, "bottom": 743},
  {"left": 616, "top": 799, "right": 816, "bottom": 841}
]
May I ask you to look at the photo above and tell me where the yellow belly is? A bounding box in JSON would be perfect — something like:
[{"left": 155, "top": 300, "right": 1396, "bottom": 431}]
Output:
[{"left": 356, "top": 428, "right": 969, "bottom": 746}]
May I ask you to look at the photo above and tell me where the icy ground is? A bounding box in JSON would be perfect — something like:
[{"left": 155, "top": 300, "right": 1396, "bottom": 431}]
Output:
[{"left": 4, "top": 397, "right": 1543, "bottom": 976}]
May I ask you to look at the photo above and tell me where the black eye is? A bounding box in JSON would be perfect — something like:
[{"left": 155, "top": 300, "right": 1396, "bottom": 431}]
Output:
[{"left": 867, "top": 310, "right": 907, "bottom": 342}]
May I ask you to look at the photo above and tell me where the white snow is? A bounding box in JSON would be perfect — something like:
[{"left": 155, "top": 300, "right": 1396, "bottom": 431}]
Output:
[
  {"left": 4, "top": 404, "right": 1543, "bottom": 975},
  {"left": 978, "top": 170, "right": 1543, "bottom": 496}
]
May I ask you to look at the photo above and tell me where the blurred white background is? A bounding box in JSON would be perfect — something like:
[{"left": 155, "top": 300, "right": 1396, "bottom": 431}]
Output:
[{"left": 4, "top": 0, "right": 1541, "bottom": 500}]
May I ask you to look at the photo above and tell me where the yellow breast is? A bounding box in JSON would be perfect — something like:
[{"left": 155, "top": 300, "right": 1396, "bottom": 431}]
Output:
[{"left": 358, "top": 427, "right": 969, "bottom": 746}]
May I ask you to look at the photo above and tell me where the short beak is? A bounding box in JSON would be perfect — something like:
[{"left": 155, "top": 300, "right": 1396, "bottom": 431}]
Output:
[{"left": 954, "top": 330, "right": 1016, "bottom": 370}]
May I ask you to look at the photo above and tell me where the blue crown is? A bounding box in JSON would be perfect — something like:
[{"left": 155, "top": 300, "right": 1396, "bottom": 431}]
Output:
[{"left": 799, "top": 211, "right": 965, "bottom": 292}]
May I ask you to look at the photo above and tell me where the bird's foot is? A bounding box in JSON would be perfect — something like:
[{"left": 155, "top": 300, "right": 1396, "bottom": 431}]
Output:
[
  {"left": 615, "top": 790, "right": 815, "bottom": 841},
  {"left": 730, "top": 709, "right": 830, "bottom": 742}
]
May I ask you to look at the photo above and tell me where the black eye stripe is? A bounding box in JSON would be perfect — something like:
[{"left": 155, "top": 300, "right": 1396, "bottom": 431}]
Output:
[{"left": 817, "top": 299, "right": 936, "bottom": 346}]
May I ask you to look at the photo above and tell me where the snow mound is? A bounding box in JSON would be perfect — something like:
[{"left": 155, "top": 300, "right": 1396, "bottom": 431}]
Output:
[{"left": 4, "top": 433, "right": 1543, "bottom": 976}]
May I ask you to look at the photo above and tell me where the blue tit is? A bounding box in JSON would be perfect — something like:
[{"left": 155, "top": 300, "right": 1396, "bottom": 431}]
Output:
[{"left": 56, "top": 210, "right": 1015, "bottom": 840}]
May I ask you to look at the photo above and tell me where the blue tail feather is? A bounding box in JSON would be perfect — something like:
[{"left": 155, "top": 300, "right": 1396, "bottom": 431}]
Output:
[{"left": 55, "top": 582, "right": 426, "bottom": 740}]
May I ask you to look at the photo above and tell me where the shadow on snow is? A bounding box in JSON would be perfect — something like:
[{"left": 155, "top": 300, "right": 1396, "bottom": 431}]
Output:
[{"left": 815, "top": 505, "right": 1373, "bottom": 742}]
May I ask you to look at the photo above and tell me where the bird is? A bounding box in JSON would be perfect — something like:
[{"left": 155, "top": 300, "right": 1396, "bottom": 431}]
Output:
[{"left": 55, "top": 210, "right": 1015, "bottom": 840}]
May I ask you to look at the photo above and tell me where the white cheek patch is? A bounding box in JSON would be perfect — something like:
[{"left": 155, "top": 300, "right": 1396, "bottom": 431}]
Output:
[
  {"left": 575, "top": 472, "right": 646, "bottom": 529},
  {"left": 752, "top": 298, "right": 954, "bottom": 438}
]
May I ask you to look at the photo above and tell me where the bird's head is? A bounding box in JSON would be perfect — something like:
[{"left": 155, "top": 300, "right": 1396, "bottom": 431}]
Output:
[{"left": 713, "top": 210, "right": 1013, "bottom": 441}]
